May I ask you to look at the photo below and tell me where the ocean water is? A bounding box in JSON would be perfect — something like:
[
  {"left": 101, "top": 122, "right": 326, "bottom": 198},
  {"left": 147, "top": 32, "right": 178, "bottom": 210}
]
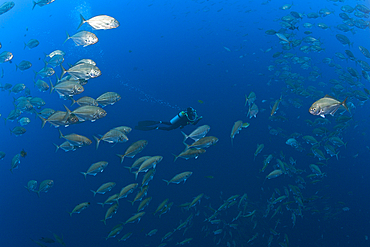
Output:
[{"left": 1, "top": 0, "right": 370, "bottom": 246}]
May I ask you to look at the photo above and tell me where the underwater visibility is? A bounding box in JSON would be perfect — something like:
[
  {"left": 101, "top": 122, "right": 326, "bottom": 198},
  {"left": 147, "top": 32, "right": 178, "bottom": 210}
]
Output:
[{"left": 1, "top": 0, "right": 370, "bottom": 246}]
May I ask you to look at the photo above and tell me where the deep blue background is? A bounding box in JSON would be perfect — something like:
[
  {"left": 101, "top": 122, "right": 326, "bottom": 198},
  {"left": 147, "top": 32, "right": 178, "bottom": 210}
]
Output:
[{"left": 1, "top": 0, "right": 370, "bottom": 246}]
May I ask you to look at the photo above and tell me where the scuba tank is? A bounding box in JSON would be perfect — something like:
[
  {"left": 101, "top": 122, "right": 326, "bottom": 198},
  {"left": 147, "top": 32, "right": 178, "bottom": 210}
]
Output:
[{"left": 170, "top": 111, "right": 186, "bottom": 124}]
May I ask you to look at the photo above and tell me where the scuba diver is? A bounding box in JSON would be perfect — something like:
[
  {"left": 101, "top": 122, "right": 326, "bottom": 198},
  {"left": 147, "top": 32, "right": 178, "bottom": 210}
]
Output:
[{"left": 135, "top": 107, "right": 202, "bottom": 131}]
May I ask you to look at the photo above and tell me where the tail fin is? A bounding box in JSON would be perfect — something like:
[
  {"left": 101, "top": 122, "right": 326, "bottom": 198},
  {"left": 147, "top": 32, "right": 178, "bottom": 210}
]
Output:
[
  {"left": 49, "top": 79, "right": 54, "bottom": 94},
  {"left": 80, "top": 172, "right": 87, "bottom": 179},
  {"left": 341, "top": 97, "right": 350, "bottom": 114},
  {"left": 38, "top": 115, "right": 47, "bottom": 128},
  {"left": 162, "top": 179, "right": 170, "bottom": 185},
  {"left": 77, "top": 14, "right": 86, "bottom": 29},
  {"left": 58, "top": 129, "right": 64, "bottom": 139},
  {"left": 172, "top": 153, "right": 178, "bottom": 162},
  {"left": 53, "top": 143, "right": 60, "bottom": 153},
  {"left": 32, "top": 1, "right": 37, "bottom": 10},
  {"left": 60, "top": 64, "right": 67, "bottom": 78},
  {"left": 93, "top": 136, "right": 101, "bottom": 150},
  {"left": 181, "top": 131, "right": 189, "bottom": 143},
  {"left": 116, "top": 154, "right": 125, "bottom": 163},
  {"left": 63, "top": 31, "right": 70, "bottom": 45},
  {"left": 90, "top": 190, "right": 97, "bottom": 197}
]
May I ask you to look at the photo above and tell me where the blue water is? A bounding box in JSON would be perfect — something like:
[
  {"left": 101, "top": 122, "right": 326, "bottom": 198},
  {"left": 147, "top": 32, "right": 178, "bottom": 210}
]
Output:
[{"left": 1, "top": 0, "right": 370, "bottom": 246}]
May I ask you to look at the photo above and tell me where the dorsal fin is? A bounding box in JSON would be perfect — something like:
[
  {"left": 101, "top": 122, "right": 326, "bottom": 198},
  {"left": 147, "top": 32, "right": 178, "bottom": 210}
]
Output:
[{"left": 324, "top": 94, "right": 337, "bottom": 100}]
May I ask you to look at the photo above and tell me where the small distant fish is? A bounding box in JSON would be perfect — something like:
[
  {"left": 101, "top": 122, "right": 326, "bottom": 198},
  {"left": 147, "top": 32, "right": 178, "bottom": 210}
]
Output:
[
  {"left": 25, "top": 180, "right": 37, "bottom": 192},
  {"left": 69, "top": 202, "right": 90, "bottom": 216},
  {"left": 24, "top": 39, "right": 39, "bottom": 49},
  {"left": 16, "top": 60, "right": 32, "bottom": 71},
  {"left": 0, "top": 1, "right": 15, "bottom": 15},
  {"left": 32, "top": 0, "right": 55, "bottom": 10},
  {"left": 78, "top": 14, "right": 120, "bottom": 30}
]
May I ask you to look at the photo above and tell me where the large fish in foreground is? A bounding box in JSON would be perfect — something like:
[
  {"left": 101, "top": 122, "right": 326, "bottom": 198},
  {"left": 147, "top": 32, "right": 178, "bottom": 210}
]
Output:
[{"left": 309, "top": 95, "right": 349, "bottom": 118}]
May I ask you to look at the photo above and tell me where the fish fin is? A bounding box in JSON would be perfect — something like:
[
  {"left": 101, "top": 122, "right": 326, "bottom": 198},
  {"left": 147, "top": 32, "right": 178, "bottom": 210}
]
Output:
[
  {"left": 60, "top": 64, "right": 66, "bottom": 78},
  {"left": 123, "top": 166, "right": 132, "bottom": 173},
  {"left": 77, "top": 14, "right": 86, "bottom": 29},
  {"left": 58, "top": 129, "right": 64, "bottom": 139},
  {"left": 63, "top": 31, "right": 70, "bottom": 45},
  {"left": 116, "top": 154, "right": 125, "bottom": 163},
  {"left": 97, "top": 202, "right": 104, "bottom": 208},
  {"left": 49, "top": 79, "right": 54, "bottom": 94},
  {"left": 53, "top": 143, "right": 60, "bottom": 152},
  {"left": 90, "top": 190, "right": 97, "bottom": 197},
  {"left": 181, "top": 131, "right": 189, "bottom": 143},
  {"left": 38, "top": 115, "right": 47, "bottom": 128},
  {"left": 93, "top": 136, "right": 100, "bottom": 150},
  {"left": 15, "top": 64, "right": 18, "bottom": 71},
  {"left": 341, "top": 97, "right": 350, "bottom": 114},
  {"left": 33, "top": 70, "right": 38, "bottom": 80},
  {"left": 162, "top": 179, "right": 170, "bottom": 185},
  {"left": 63, "top": 105, "right": 71, "bottom": 120},
  {"left": 172, "top": 153, "right": 178, "bottom": 162},
  {"left": 80, "top": 172, "right": 87, "bottom": 179}
]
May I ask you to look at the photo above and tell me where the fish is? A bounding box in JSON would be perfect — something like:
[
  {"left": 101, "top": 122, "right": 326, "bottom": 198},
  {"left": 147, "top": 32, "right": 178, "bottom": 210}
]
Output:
[
  {"left": 78, "top": 14, "right": 120, "bottom": 30},
  {"left": 36, "top": 179, "right": 54, "bottom": 197},
  {"left": 45, "top": 50, "right": 65, "bottom": 58},
  {"left": 125, "top": 156, "right": 151, "bottom": 172},
  {"left": 10, "top": 126, "right": 26, "bottom": 136},
  {"left": 162, "top": 171, "right": 193, "bottom": 185},
  {"left": 0, "top": 51, "right": 13, "bottom": 63},
  {"left": 71, "top": 96, "right": 98, "bottom": 107},
  {"left": 245, "top": 92, "right": 256, "bottom": 106},
  {"left": 124, "top": 212, "right": 145, "bottom": 224},
  {"left": 153, "top": 199, "right": 169, "bottom": 215},
  {"left": 276, "top": 33, "right": 290, "bottom": 45},
  {"left": 69, "top": 202, "right": 90, "bottom": 216},
  {"left": 181, "top": 125, "right": 210, "bottom": 142},
  {"left": 173, "top": 148, "right": 206, "bottom": 162},
  {"left": 93, "top": 129, "right": 128, "bottom": 149},
  {"left": 105, "top": 224, "right": 123, "bottom": 240},
  {"left": 134, "top": 156, "right": 163, "bottom": 179},
  {"left": 247, "top": 103, "right": 258, "bottom": 118},
  {"left": 115, "top": 183, "right": 138, "bottom": 201},
  {"left": 24, "top": 39, "right": 39, "bottom": 49},
  {"left": 53, "top": 141, "right": 77, "bottom": 152},
  {"left": 309, "top": 95, "right": 349, "bottom": 118},
  {"left": 118, "top": 232, "right": 133, "bottom": 242},
  {"left": 96, "top": 92, "right": 121, "bottom": 107},
  {"left": 254, "top": 144, "right": 264, "bottom": 160},
  {"left": 271, "top": 96, "right": 283, "bottom": 116},
  {"left": 50, "top": 80, "right": 84, "bottom": 97},
  {"left": 16, "top": 60, "right": 32, "bottom": 71},
  {"left": 58, "top": 129, "right": 92, "bottom": 147},
  {"left": 0, "top": 1, "right": 15, "bottom": 15},
  {"left": 80, "top": 161, "right": 108, "bottom": 179},
  {"left": 60, "top": 63, "right": 101, "bottom": 80},
  {"left": 10, "top": 154, "right": 21, "bottom": 173},
  {"left": 32, "top": 0, "right": 55, "bottom": 10},
  {"left": 230, "top": 120, "right": 245, "bottom": 145},
  {"left": 98, "top": 194, "right": 119, "bottom": 207},
  {"left": 137, "top": 197, "right": 152, "bottom": 212},
  {"left": 64, "top": 31, "right": 98, "bottom": 47},
  {"left": 183, "top": 136, "right": 218, "bottom": 150},
  {"left": 25, "top": 180, "right": 37, "bottom": 192},
  {"left": 66, "top": 105, "right": 106, "bottom": 122},
  {"left": 116, "top": 140, "right": 148, "bottom": 163},
  {"left": 91, "top": 182, "right": 116, "bottom": 197},
  {"left": 266, "top": 170, "right": 283, "bottom": 179},
  {"left": 101, "top": 203, "right": 118, "bottom": 225}
]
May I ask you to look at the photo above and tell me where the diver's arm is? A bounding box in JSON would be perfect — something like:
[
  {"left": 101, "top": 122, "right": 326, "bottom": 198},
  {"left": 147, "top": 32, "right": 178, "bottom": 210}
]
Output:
[{"left": 191, "top": 116, "right": 203, "bottom": 125}]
